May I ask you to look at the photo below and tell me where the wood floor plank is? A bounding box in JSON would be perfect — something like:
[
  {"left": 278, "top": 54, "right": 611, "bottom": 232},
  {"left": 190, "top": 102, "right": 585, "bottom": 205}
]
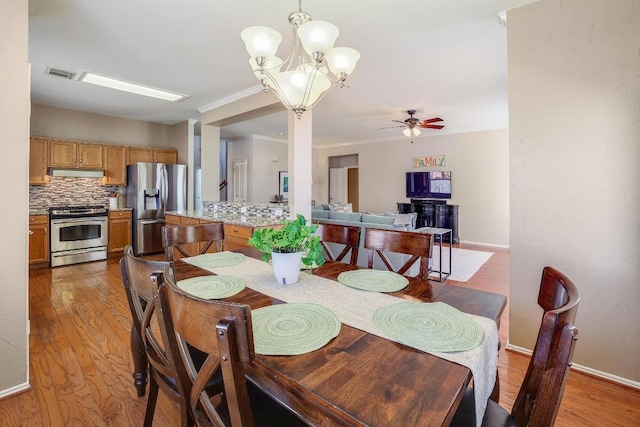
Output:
[{"left": 0, "top": 247, "right": 638, "bottom": 426}]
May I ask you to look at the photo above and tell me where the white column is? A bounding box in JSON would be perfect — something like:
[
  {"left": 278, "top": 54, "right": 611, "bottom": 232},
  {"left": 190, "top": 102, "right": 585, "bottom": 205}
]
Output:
[
  {"left": 287, "top": 110, "right": 312, "bottom": 221},
  {"left": 201, "top": 124, "right": 221, "bottom": 203},
  {"left": 187, "top": 119, "right": 197, "bottom": 210}
]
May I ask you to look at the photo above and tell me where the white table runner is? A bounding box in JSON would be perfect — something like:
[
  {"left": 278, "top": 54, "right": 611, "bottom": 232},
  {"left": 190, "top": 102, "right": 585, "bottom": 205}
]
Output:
[{"left": 184, "top": 255, "right": 498, "bottom": 426}]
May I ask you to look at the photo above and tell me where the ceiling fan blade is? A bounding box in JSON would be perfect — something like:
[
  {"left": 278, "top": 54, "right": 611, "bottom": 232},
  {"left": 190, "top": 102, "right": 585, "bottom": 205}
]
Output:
[
  {"left": 422, "top": 117, "right": 443, "bottom": 124},
  {"left": 422, "top": 124, "right": 445, "bottom": 129},
  {"left": 377, "top": 125, "right": 405, "bottom": 130},
  {"left": 391, "top": 120, "right": 407, "bottom": 124}
]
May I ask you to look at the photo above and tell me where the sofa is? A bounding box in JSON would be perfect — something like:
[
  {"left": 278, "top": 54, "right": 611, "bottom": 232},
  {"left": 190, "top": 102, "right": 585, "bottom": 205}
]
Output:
[{"left": 311, "top": 209, "right": 425, "bottom": 274}]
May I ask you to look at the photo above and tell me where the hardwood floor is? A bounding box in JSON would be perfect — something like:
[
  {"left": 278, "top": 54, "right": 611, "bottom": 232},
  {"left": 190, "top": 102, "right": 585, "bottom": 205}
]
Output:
[{"left": 1, "top": 246, "right": 639, "bottom": 426}]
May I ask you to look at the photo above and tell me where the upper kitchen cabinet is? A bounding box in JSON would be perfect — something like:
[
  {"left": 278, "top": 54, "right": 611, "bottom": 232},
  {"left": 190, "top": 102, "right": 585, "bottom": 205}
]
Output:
[
  {"left": 154, "top": 149, "right": 178, "bottom": 164},
  {"left": 29, "top": 137, "right": 48, "bottom": 185},
  {"left": 103, "top": 145, "right": 127, "bottom": 185},
  {"left": 128, "top": 147, "right": 178, "bottom": 165},
  {"left": 128, "top": 147, "right": 154, "bottom": 164},
  {"left": 49, "top": 140, "right": 103, "bottom": 169}
]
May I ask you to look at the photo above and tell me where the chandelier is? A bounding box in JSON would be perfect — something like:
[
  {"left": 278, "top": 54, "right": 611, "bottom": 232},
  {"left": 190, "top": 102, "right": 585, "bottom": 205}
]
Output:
[{"left": 241, "top": 0, "right": 360, "bottom": 118}]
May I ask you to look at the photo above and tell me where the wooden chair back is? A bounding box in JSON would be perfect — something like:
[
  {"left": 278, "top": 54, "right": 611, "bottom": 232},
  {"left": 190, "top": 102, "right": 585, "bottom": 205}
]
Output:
[
  {"left": 160, "top": 266, "right": 255, "bottom": 427},
  {"left": 120, "top": 246, "right": 193, "bottom": 426},
  {"left": 363, "top": 227, "right": 434, "bottom": 279},
  {"left": 512, "top": 266, "right": 580, "bottom": 426},
  {"left": 316, "top": 222, "right": 360, "bottom": 265},
  {"left": 162, "top": 222, "right": 225, "bottom": 261}
]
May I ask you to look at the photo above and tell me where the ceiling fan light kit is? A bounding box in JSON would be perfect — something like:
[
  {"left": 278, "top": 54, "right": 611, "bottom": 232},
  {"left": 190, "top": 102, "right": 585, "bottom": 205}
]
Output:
[
  {"left": 241, "top": 0, "right": 360, "bottom": 118},
  {"left": 378, "top": 109, "right": 445, "bottom": 142}
]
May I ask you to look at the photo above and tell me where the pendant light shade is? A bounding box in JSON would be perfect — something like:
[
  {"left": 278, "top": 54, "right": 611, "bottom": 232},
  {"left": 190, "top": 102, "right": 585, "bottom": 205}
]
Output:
[
  {"left": 241, "top": 26, "right": 282, "bottom": 58},
  {"left": 297, "top": 21, "right": 339, "bottom": 57},
  {"left": 272, "top": 70, "right": 331, "bottom": 110},
  {"left": 325, "top": 47, "right": 361, "bottom": 76}
]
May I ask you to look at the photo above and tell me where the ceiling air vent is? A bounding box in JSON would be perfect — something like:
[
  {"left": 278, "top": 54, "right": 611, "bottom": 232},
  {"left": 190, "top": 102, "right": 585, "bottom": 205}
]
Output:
[{"left": 45, "top": 67, "right": 76, "bottom": 80}]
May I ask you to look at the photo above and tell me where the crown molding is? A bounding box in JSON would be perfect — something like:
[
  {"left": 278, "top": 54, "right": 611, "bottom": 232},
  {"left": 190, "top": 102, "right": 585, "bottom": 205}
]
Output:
[{"left": 197, "top": 85, "right": 263, "bottom": 114}]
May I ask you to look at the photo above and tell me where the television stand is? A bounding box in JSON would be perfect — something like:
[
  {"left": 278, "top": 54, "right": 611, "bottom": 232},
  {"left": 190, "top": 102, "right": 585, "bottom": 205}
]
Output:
[{"left": 398, "top": 199, "right": 459, "bottom": 243}]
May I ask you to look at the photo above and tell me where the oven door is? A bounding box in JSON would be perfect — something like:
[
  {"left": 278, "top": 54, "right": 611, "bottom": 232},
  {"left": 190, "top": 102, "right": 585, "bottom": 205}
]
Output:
[{"left": 50, "top": 217, "right": 108, "bottom": 253}]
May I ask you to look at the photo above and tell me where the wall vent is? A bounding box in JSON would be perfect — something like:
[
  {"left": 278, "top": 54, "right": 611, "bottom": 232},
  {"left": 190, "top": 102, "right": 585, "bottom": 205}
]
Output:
[{"left": 45, "top": 67, "right": 76, "bottom": 80}]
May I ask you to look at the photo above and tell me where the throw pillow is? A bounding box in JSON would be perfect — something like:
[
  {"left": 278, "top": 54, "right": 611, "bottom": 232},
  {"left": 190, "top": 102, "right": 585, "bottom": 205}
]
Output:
[{"left": 393, "top": 213, "right": 414, "bottom": 226}]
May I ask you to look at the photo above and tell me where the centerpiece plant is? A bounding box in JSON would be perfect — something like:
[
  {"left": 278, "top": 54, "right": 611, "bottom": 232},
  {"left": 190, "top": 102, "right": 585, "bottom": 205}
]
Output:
[{"left": 248, "top": 214, "right": 325, "bottom": 268}]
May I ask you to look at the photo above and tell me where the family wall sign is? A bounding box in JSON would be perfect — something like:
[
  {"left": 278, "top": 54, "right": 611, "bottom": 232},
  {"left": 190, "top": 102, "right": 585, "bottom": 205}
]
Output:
[{"left": 413, "top": 156, "right": 446, "bottom": 168}]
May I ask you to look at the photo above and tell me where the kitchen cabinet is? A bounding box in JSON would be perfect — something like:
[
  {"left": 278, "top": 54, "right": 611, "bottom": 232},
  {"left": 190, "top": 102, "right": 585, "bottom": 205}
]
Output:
[
  {"left": 223, "top": 224, "right": 256, "bottom": 251},
  {"left": 49, "top": 140, "right": 103, "bottom": 169},
  {"left": 103, "top": 145, "right": 127, "bottom": 185},
  {"left": 128, "top": 147, "right": 178, "bottom": 165},
  {"left": 29, "top": 137, "right": 49, "bottom": 185},
  {"left": 108, "top": 210, "right": 132, "bottom": 254},
  {"left": 153, "top": 149, "right": 178, "bottom": 164},
  {"left": 29, "top": 215, "right": 49, "bottom": 265}
]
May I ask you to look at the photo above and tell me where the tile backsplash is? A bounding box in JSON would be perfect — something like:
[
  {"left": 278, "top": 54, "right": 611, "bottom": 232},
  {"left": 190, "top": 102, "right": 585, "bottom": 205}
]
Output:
[{"left": 29, "top": 177, "right": 121, "bottom": 210}]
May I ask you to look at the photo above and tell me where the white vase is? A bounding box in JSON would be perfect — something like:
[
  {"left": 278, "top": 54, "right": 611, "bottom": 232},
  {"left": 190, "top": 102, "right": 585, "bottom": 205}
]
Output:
[{"left": 271, "top": 251, "right": 303, "bottom": 284}]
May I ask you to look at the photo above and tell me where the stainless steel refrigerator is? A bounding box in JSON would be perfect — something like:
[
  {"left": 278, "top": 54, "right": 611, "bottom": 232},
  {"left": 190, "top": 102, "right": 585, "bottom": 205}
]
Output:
[{"left": 126, "top": 162, "right": 187, "bottom": 255}]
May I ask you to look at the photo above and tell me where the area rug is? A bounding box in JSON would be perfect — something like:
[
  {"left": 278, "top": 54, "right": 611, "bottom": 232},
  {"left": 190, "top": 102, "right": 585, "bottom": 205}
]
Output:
[{"left": 429, "top": 247, "right": 493, "bottom": 283}]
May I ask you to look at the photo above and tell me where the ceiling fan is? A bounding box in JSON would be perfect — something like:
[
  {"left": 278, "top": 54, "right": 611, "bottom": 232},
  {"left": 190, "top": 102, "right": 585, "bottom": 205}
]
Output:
[{"left": 378, "top": 110, "right": 444, "bottom": 142}]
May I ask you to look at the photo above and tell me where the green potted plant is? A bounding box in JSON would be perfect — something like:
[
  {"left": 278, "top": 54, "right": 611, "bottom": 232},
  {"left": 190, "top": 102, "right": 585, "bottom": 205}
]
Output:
[{"left": 248, "top": 214, "right": 325, "bottom": 284}]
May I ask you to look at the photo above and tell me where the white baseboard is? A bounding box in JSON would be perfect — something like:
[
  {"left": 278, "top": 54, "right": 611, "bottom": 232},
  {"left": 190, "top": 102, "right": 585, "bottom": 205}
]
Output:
[
  {"left": 505, "top": 342, "right": 640, "bottom": 390},
  {"left": 459, "top": 240, "right": 509, "bottom": 249},
  {"left": 0, "top": 382, "right": 31, "bottom": 399}
]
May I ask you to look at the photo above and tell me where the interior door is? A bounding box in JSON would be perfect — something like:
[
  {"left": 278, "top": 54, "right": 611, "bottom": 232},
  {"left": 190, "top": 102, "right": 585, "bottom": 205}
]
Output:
[
  {"left": 233, "top": 159, "right": 248, "bottom": 202},
  {"left": 329, "top": 167, "right": 348, "bottom": 204}
]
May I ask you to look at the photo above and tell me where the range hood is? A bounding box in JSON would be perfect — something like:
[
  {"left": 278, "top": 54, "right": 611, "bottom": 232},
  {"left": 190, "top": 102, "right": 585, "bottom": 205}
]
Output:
[{"left": 48, "top": 168, "right": 104, "bottom": 178}]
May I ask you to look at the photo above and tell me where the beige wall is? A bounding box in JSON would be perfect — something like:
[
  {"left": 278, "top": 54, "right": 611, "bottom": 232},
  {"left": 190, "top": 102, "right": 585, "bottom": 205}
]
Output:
[
  {"left": 314, "top": 129, "right": 510, "bottom": 247},
  {"left": 0, "top": 0, "right": 29, "bottom": 395},
  {"left": 226, "top": 136, "right": 288, "bottom": 204},
  {"left": 31, "top": 103, "right": 174, "bottom": 148},
  {"left": 509, "top": 0, "right": 640, "bottom": 383}
]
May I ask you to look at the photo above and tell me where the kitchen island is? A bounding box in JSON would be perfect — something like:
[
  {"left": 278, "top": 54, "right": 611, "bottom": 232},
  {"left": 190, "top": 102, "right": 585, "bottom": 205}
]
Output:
[{"left": 165, "top": 208, "right": 285, "bottom": 251}]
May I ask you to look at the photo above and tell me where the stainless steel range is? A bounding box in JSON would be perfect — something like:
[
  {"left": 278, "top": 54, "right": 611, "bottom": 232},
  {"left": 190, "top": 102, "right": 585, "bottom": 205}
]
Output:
[{"left": 48, "top": 205, "right": 109, "bottom": 267}]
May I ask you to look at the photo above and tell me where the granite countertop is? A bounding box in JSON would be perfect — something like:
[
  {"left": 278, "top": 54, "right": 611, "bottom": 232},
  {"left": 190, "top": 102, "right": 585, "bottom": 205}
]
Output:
[
  {"left": 109, "top": 207, "right": 133, "bottom": 212},
  {"left": 29, "top": 209, "right": 49, "bottom": 216},
  {"left": 165, "top": 210, "right": 284, "bottom": 228}
]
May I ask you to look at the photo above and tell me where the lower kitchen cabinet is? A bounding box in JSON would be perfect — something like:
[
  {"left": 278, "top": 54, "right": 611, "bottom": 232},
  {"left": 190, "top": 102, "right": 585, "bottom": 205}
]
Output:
[
  {"left": 29, "top": 215, "right": 49, "bottom": 265},
  {"left": 108, "top": 210, "right": 132, "bottom": 254}
]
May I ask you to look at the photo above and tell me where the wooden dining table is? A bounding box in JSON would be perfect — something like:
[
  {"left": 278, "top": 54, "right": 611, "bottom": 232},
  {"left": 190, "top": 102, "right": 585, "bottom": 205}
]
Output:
[{"left": 171, "top": 248, "right": 507, "bottom": 427}]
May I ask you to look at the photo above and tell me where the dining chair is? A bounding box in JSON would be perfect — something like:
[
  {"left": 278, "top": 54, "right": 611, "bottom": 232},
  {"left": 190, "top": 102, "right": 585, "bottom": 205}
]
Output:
[
  {"left": 363, "top": 227, "right": 434, "bottom": 279},
  {"left": 450, "top": 266, "right": 580, "bottom": 427},
  {"left": 162, "top": 222, "right": 225, "bottom": 261},
  {"left": 120, "top": 246, "right": 224, "bottom": 427},
  {"left": 316, "top": 222, "right": 360, "bottom": 266},
  {"left": 159, "top": 266, "right": 307, "bottom": 427}
]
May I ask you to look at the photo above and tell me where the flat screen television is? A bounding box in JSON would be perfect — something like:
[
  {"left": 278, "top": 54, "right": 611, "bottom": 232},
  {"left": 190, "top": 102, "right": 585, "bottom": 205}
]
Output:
[{"left": 406, "top": 171, "right": 452, "bottom": 199}]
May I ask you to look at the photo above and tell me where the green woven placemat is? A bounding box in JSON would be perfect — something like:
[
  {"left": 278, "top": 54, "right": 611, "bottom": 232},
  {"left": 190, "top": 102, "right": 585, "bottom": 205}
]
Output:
[
  {"left": 337, "top": 270, "right": 409, "bottom": 292},
  {"left": 373, "top": 301, "right": 484, "bottom": 352},
  {"left": 252, "top": 303, "right": 341, "bottom": 356},
  {"left": 177, "top": 275, "right": 245, "bottom": 299},
  {"left": 186, "top": 252, "right": 246, "bottom": 268}
]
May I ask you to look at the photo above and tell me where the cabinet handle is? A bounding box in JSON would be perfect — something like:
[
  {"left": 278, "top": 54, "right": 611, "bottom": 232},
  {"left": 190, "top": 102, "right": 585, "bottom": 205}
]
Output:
[
  {"left": 29, "top": 230, "right": 33, "bottom": 235},
  {"left": 45, "top": 227, "right": 47, "bottom": 235}
]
